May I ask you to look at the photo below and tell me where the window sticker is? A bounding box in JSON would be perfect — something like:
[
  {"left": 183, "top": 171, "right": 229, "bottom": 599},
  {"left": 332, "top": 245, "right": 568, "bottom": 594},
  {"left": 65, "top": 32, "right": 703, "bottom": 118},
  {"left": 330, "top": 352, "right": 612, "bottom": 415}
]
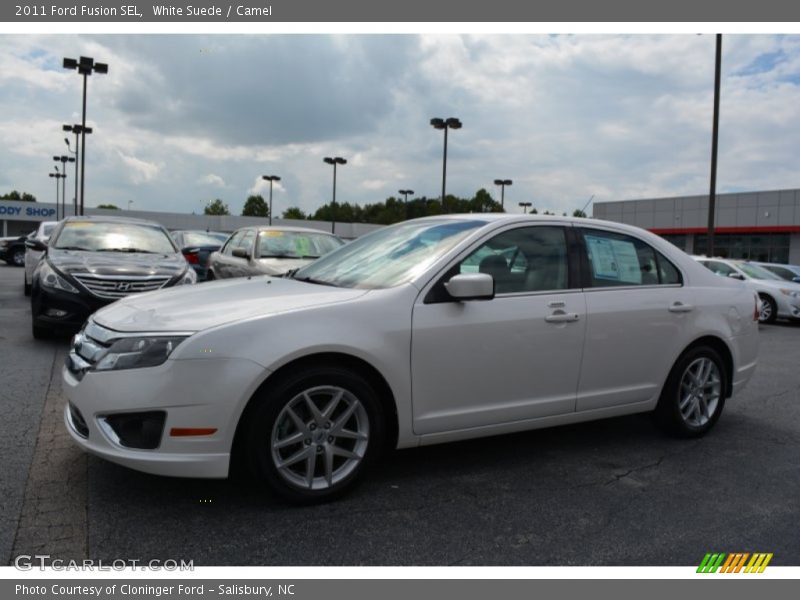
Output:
[{"left": 585, "top": 234, "right": 641, "bottom": 284}]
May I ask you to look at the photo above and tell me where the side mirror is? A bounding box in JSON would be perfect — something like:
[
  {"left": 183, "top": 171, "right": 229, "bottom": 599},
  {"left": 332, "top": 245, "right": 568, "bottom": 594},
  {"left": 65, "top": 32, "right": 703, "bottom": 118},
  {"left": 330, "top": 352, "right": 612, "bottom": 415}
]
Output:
[
  {"left": 728, "top": 273, "right": 745, "bottom": 281},
  {"left": 232, "top": 247, "right": 249, "bottom": 259},
  {"left": 444, "top": 273, "right": 495, "bottom": 301},
  {"left": 793, "top": 277, "right": 800, "bottom": 284},
  {"left": 25, "top": 239, "right": 47, "bottom": 252}
]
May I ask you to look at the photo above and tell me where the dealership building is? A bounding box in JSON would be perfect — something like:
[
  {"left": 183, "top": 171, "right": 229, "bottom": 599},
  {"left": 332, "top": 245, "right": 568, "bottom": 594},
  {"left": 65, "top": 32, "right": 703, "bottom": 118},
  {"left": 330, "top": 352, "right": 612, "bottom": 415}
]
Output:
[
  {"left": 593, "top": 187, "right": 800, "bottom": 265},
  {"left": 0, "top": 199, "right": 381, "bottom": 240}
]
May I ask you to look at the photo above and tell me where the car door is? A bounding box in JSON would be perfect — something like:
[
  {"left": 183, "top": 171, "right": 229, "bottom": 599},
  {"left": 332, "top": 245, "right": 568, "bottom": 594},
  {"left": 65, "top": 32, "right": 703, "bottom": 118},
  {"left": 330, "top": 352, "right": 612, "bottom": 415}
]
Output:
[
  {"left": 213, "top": 230, "right": 243, "bottom": 279},
  {"left": 235, "top": 229, "right": 257, "bottom": 277},
  {"left": 411, "top": 224, "right": 587, "bottom": 435},
  {"left": 575, "top": 226, "right": 693, "bottom": 411}
]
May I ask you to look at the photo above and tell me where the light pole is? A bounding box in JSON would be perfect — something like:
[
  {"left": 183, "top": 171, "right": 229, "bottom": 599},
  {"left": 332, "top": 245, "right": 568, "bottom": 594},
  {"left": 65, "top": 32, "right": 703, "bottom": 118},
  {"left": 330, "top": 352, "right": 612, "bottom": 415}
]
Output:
[
  {"left": 262, "top": 175, "right": 281, "bottom": 226},
  {"left": 49, "top": 169, "right": 65, "bottom": 219},
  {"left": 127, "top": 200, "right": 134, "bottom": 211},
  {"left": 63, "top": 124, "right": 91, "bottom": 216},
  {"left": 323, "top": 157, "right": 346, "bottom": 234},
  {"left": 430, "top": 117, "right": 462, "bottom": 211},
  {"left": 493, "top": 179, "right": 512, "bottom": 210},
  {"left": 707, "top": 34, "right": 723, "bottom": 257},
  {"left": 53, "top": 155, "right": 75, "bottom": 219},
  {"left": 399, "top": 189, "right": 414, "bottom": 220},
  {"left": 518, "top": 201, "right": 532, "bottom": 214},
  {"left": 63, "top": 56, "right": 108, "bottom": 216}
]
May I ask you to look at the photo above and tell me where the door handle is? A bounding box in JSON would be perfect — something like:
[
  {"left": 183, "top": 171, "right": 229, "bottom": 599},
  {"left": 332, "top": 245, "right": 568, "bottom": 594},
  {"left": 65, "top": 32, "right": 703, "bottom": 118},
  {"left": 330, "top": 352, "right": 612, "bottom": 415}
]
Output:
[
  {"left": 668, "top": 302, "right": 694, "bottom": 313},
  {"left": 545, "top": 311, "right": 580, "bottom": 323}
]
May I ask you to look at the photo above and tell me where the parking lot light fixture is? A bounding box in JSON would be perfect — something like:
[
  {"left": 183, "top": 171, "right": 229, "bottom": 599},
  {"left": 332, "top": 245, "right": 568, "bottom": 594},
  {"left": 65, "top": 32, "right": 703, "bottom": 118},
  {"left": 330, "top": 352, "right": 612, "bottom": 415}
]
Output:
[
  {"left": 262, "top": 175, "right": 282, "bottom": 226},
  {"left": 493, "top": 179, "right": 513, "bottom": 210},
  {"left": 518, "top": 201, "right": 532, "bottom": 214},
  {"left": 54, "top": 155, "right": 75, "bottom": 219},
  {"left": 63, "top": 131, "right": 80, "bottom": 216},
  {"left": 399, "top": 189, "right": 414, "bottom": 220},
  {"left": 323, "top": 157, "right": 346, "bottom": 234},
  {"left": 430, "top": 117, "right": 462, "bottom": 211},
  {"left": 63, "top": 56, "right": 108, "bottom": 216}
]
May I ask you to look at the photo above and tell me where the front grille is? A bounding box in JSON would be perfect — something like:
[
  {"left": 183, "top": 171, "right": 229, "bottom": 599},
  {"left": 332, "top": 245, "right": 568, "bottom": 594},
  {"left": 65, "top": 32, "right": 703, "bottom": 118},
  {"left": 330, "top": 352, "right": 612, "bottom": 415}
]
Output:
[
  {"left": 72, "top": 273, "right": 171, "bottom": 300},
  {"left": 68, "top": 403, "right": 89, "bottom": 438}
]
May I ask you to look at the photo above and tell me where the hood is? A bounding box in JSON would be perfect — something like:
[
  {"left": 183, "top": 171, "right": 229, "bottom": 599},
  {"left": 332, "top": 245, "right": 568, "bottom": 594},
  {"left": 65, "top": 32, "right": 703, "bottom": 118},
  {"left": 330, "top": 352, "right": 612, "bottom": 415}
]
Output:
[
  {"left": 748, "top": 277, "right": 800, "bottom": 292},
  {"left": 92, "top": 276, "right": 369, "bottom": 332},
  {"left": 48, "top": 248, "right": 187, "bottom": 278}
]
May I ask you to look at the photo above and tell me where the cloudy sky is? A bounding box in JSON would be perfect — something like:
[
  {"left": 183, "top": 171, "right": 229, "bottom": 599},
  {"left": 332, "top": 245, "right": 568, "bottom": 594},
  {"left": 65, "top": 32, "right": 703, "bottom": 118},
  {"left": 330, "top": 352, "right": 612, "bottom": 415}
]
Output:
[{"left": 1, "top": 34, "right": 799, "bottom": 217}]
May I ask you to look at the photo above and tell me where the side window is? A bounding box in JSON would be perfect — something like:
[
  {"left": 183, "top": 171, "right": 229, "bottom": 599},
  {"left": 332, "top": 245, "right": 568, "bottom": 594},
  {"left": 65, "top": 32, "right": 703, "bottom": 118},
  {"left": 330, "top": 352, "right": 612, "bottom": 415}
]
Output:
[
  {"left": 704, "top": 260, "right": 736, "bottom": 278},
  {"left": 238, "top": 230, "right": 256, "bottom": 257},
  {"left": 582, "top": 229, "right": 682, "bottom": 287},
  {"left": 222, "top": 231, "right": 243, "bottom": 255},
  {"left": 458, "top": 226, "right": 569, "bottom": 294}
]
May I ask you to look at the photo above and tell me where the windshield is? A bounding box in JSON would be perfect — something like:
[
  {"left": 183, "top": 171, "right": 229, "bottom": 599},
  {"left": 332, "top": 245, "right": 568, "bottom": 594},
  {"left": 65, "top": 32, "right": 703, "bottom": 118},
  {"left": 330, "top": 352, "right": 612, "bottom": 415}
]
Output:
[
  {"left": 42, "top": 224, "right": 56, "bottom": 238},
  {"left": 177, "top": 231, "right": 229, "bottom": 247},
  {"left": 736, "top": 262, "right": 784, "bottom": 281},
  {"left": 292, "top": 218, "right": 487, "bottom": 289},
  {"left": 258, "top": 230, "right": 344, "bottom": 259},
  {"left": 52, "top": 221, "right": 177, "bottom": 254}
]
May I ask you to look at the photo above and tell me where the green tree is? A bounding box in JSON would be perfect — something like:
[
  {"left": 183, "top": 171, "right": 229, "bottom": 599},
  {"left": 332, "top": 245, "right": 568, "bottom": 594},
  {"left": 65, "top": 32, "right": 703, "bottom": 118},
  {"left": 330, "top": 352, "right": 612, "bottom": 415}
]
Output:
[
  {"left": 282, "top": 207, "right": 307, "bottom": 220},
  {"left": 572, "top": 209, "right": 587, "bottom": 218},
  {"left": 241, "top": 194, "right": 269, "bottom": 217},
  {"left": 531, "top": 207, "right": 538, "bottom": 214},
  {"left": 97, "top": 204, "right": 119, "bottom": 209},
  {"left": 1, "top": 191, "right": 37, "bottom": 202},
  {"left": 204, "top": 199, "right": 230, "bottom": 216}
]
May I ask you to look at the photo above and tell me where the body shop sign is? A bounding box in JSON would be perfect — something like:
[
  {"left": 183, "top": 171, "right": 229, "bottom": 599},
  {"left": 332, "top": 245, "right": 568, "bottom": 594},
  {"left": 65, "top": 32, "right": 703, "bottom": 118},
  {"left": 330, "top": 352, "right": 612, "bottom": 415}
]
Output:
[{"left": 0, "top": 201, "right": 56, "bottom": 219}]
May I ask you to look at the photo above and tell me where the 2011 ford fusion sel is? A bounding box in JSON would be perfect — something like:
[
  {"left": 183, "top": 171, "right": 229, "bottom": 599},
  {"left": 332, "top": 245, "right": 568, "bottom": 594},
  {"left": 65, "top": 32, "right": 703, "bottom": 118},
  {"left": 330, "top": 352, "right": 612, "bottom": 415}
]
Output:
[{"left": 63, "top": 215, "right": 759, "bottom": 502}]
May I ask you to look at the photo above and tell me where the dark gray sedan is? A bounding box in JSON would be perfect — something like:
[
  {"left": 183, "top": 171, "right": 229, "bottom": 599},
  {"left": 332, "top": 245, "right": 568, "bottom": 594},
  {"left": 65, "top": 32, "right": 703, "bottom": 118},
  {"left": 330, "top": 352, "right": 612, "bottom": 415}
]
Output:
[{"left": 206, "top": 226, "right": 344, "bottom": 280}]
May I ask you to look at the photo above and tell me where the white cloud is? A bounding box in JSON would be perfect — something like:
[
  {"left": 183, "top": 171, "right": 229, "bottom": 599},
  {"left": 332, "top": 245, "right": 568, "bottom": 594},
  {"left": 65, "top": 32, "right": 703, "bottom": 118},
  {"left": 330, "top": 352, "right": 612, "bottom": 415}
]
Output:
[
  {"left": 198, "top": 173, "right": 225, "bottom": 187},
  {"left": 116, "top": 151, "right": 162, "bottom": 184}
]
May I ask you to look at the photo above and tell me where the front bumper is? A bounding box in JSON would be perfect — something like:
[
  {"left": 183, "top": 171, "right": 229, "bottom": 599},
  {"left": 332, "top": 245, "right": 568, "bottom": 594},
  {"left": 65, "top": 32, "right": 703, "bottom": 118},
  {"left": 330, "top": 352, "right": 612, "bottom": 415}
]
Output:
[
  {"left": 62, "top": 356, "right": 267, "bottom": 478},
  {"left": 32, "top": 286, "right": 110, "bottom": 331},
  {"left": 776, "top": 295, "right": 800, "bottom": 320}
]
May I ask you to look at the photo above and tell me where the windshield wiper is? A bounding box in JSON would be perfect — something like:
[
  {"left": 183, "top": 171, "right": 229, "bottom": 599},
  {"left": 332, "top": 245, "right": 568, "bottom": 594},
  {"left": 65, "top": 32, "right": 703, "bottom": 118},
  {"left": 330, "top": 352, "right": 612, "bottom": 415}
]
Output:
[
  {"left": 54, "top": 245, "right": 92, "bottom": 251},
  {"left": 102, "top": 247, "right": 157, "bottom": 253},
  {"left": 292, "top": 275, "right": 338, "bottom": 287}
]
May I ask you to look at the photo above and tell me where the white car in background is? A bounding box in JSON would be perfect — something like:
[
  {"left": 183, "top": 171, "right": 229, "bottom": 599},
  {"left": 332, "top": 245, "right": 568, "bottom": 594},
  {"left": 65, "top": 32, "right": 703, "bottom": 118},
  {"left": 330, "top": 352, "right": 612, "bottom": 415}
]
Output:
[
  {"left": 23, "top": 221, "right": 57, "bottom": 296},
  {"left": 694, "top": 257, "right": 800, "bottom": 323},
  {"left": 753, "top": 261, "right": 800, "bottom": 284},
  {"left": 64, "top": 215, "right": 759, "bottom": 503}
]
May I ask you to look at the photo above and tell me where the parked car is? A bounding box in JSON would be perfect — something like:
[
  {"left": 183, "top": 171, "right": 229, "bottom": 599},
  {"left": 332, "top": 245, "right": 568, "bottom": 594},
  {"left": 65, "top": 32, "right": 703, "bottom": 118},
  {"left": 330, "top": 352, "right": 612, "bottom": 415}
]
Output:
[
  {"left": 171, "top": 230, "right": 229, "bottom": 281},
  {"left": 752, "top": 261, "right": 800, "bottom": 284},
  {"left": 31, "top": 216, "right": 196, "bottom": 339},
  {"left": 24, "top": 220, "right": 58, "bottom": 296},
  {"left": 64, "top": 215, "right": 758, "bottom": 502},
  {"left": 694, "top": 257, "right": 800, "bottom": 323},
  {"left": 206, "top": 226, "right": 344, "bottom": 280},
  {"left": 1, "top": 233, "right": 30, "bottom": 267}
]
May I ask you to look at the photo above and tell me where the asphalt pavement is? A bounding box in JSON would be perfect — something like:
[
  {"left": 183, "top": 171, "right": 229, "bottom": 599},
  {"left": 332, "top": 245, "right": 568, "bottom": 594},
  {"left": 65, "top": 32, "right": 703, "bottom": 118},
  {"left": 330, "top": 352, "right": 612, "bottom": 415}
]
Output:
[{"left": 1, "top": 261, "right": 798, "bottom": 566}]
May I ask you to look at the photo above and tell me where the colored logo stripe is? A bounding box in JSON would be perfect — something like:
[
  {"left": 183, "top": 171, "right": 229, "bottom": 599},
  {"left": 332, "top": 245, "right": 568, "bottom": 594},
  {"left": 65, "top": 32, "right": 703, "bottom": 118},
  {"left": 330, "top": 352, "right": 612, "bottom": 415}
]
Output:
[{"left": 697, "top": 553, "right": 773, "bottom": 573}]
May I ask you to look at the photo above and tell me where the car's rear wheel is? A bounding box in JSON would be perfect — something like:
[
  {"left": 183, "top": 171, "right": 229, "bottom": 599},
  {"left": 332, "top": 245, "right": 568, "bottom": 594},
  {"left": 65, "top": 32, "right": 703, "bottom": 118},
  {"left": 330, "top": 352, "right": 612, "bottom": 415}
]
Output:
[
  {"left": 654, "top": 346, "right": 727, "bottom": 437},
  {"left": 243, "top": 366, "right": 385, "bottom": 503},
  {"left": 758, "top": 293, "right": 777, "bottom": 324},
  {"left": 24, "top": 272, "right": 31, "bottom": 296},
  {"left": 206, "top": 269, "right": 215, "bottom": 281}
]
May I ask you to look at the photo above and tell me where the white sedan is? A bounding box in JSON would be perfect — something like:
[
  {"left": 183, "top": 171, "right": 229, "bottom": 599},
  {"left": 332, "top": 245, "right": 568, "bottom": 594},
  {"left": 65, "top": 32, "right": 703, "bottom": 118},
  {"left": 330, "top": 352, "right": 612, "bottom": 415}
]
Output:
[{"left": 63, "top": 215, "right": 759, "bottom": 502}]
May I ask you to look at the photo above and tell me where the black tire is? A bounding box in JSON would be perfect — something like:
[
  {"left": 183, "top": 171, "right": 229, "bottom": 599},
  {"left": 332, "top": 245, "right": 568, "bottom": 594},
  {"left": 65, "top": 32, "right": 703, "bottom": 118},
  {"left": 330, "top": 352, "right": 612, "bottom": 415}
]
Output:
[
  {"left": 24, "top": 274, "right": 31, "bottom": 296},
  {"left": 242, "top": 365, "right": 387, "bottom": 503},
  {"left": 11, "top": 247, "right": 25, "bottom": 267},
  {"left": 653, "top": 346, "right": 727, "bottom": 438},
  {"left": 32, "top": 319, "right": 52, "bottom": 340},
  {"left": 758, "top": 294, "right": 778, "bottom": 324},
  {"left": 206, "top": 269, "right": 215, "bottom": 281}
]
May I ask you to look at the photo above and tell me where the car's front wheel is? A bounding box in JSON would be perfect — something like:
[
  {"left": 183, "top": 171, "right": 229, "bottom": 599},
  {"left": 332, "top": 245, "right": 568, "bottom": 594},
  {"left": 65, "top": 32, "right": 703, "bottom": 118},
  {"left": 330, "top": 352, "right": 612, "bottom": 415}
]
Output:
[
  {"left": 11, "top": 247, "right": 25, "bottom": 267},
  {"left": 24, "top": 271, "right": 31, "bottom": 296},
  {"left": 758, "top": 293, "right": 777, "bottom": 324},
  {"left": 243, "top": 366, "right": 386, "bottom": 503},
  {"left": 654, "top": 346, "right": 727, "bottom": 437}
]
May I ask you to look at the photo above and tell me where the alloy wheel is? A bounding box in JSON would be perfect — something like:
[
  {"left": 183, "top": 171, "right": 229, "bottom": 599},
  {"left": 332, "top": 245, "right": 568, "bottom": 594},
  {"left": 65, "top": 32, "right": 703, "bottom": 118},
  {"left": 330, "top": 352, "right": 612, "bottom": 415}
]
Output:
[
  {"left": 270, "top": 385, "right": 369, "bottom": 491},
  {"left": 678, "top": 357, "right": 722, "bottom": 427}
]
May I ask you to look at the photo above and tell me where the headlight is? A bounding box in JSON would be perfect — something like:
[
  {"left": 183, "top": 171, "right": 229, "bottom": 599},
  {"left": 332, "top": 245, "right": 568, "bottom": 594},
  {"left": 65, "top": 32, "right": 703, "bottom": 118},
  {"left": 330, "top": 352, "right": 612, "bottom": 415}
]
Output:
[
  {"left": 39, "top": 261, "right": 79, "bottom": 294},
  {"left": 94, "top": 336, "right": 188, "bottom": 371},
  {"left": 179, "top": 268, "right": 197, "bottom": 285},
  {"left": 779, "top": 288, "right": 800, "bottom": 299}
]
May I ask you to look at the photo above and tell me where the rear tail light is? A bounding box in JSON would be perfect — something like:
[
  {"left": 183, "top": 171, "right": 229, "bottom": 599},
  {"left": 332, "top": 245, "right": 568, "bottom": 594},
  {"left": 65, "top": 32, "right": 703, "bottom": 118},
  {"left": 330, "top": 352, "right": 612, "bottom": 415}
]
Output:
[
  {"left": 754, "top": 293, "right": 760, "bottom": 321},
  {"left": 183, "top": 251, "right": 200, "bottom": 265}
]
